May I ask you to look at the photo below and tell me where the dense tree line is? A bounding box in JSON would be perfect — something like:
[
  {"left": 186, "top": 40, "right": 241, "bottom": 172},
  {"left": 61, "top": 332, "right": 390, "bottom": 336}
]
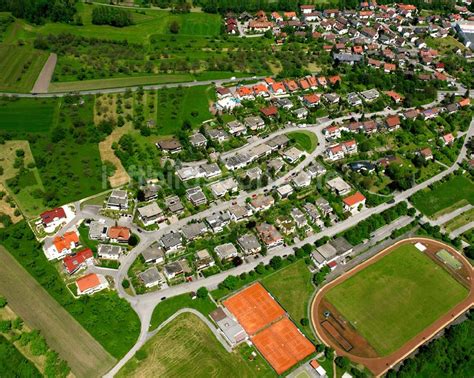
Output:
[
  {"left": 91, "top": 5, "right": 134, "bottom": 27},
  {"left": 387, "top": 312, "right": 473, "bottom": 378},
  {"left": 0, "top": 0, "right": 77, "bottom": 24},
  {"left": 0, "top": 335, "right": 41, "bottom": 377}
]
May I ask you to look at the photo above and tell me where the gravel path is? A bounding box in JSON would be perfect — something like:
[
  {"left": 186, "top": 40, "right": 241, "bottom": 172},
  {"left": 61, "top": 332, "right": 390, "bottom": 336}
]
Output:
[{"left": 31, "top": 53, "right": 57, "bottom": 94}]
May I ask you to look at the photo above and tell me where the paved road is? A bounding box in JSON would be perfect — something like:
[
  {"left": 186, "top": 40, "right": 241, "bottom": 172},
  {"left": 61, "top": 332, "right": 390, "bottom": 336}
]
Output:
[
  {"left": 426, "top": 204, "right": 473, "bottom": 227},
  {"left": 450, "top": 221, "right": 474, "bottom": 238},
  {"left": 0, "top": 76, "right": 264, "bottom": 97}
]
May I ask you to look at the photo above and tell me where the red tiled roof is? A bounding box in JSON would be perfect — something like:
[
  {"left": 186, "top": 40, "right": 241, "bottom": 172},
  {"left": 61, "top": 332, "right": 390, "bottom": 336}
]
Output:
[
  {"left": 108, "top": 226, "right": 130, "bottom": 241},
  {"left": 260, "top": 106, "right": 278, "bottom": 117},
  {"left": 53, "top": 231, "right": 79, "bottom": 253},
  {"left": 304, "top": 93, "right": 320, "bottom": 104},
  {"left": 40, "top": 207, "right": 66, "bottom": 225},
  {"left": 63, "top": 248, "right": 93, "bottom": 274},
  {"left": 386, "top": 115, "right": 401, "bottom": 128},
  {"left": 76, "top": 273, "right": 101, "bottom": 292},
  {"left": 343, "top": 192, "right": 366, "bottom": 207},
  {"left": 459, "top": 98, "right": 470, "bottom": 107}
]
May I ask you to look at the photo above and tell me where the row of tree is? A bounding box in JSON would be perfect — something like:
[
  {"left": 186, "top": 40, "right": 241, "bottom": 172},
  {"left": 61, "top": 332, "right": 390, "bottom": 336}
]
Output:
[
  {"left": 0, "top": 0, "right": 77, "bottom": 24},
  {"left": 91, "top": 5, "right": 134, "bottom": 27}
]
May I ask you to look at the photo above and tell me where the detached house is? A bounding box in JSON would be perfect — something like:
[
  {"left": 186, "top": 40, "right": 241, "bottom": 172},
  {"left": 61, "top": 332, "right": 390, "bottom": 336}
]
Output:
[
  {"left": 40, "top": 207, "right": 66, "bottom": 228},
  {"left": 107, "top": 189, "right": 128, "bottom": 210},
  {"left": 256, "top": 223, "right": 283, "bottom": 248},
  {"left": 63, "top": 248, "right": 94, "bottom": 275},
  {"left": 44, "top": 230, "right": 79, "bottom": 260},
  {"left": 108, "top": 226, "right": 131, "bottom": 243},
  {"left": 343, "top": 192, "right": 366, "bottom": 214},
  {"left": 76, "top": 273, "right": 108, "bottom": 296}
]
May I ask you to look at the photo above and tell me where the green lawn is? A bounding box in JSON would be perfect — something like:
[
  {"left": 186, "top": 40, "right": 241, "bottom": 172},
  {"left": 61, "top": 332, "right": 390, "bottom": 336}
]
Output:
[
  {"left": 444, "top": 208, "right": 474, "bottom": 233},
  {"left": 118, "top": 312, "right": 274, "bottom": 378},
  {"left": 156, "top": 85, "right": 215, "bottom": 135},
  {"left": 0, "top": 44, "right": 47, "bottom": 93},
  {"left": 325, "top": 243, "right": 469, "bottom": 356},
  {"left": 0, "top": 98, "right": 56, "bottom": 132},
  {"left": 287, "top": 131, "right": 318, "bottom": 153},
  {"left": 149, "top": 293, "right": 216, "bottom": 330},
  {"left": 411, "top": 175, "right": 474, "bottom": 218},
  {"left": 262, "top": 260, "right": 315, "bottom": 338}
]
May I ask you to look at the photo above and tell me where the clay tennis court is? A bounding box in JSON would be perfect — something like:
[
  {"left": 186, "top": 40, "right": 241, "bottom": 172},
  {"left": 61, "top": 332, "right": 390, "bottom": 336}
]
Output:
[
  {"left": 223, "top": 282, "right": 285, "bottom": 335},
  {"left": 253, "top": 318, "right": 316, "bottom": 374}
]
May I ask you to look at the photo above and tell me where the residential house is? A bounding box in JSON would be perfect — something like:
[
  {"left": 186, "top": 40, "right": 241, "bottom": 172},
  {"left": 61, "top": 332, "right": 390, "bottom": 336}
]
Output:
[
  {"left": 343, "top": 192, "right": 366, "bottom": 214},
  {"left": 88, "top": 220, "right": 108, "bottom": 241},
  {"left": 160, "top": 232, "right": 182, "bottom": 253},
  {"left": 195, "top": 249, "right": 215, "bottom": 271},
  {"left": 327, "top": 177, "right": 351, "bottom": 195},
  {"left": 249, "top": 195, "right": 274, "bottom": 212},
  {"left": 165, "top": 195, "right": 184, "bottom": 214},
  {"left": 419, "top": 147, "right": 433, "bottom": 160},
  {"left": 205, "top": 212, "right": 231, "bottom": 233},
  {"left": 63, "top": 248, "right": 93, "bottom": 275},
  {"left": 163, "top": 261, "right": 184, "bottom": 280},
  {"left": 156, "top": 139, "right": 182, "bottom": 154},
  {"left": 385, "top": 115, "right": 401, "bottom": 131},
  {"left": 139, "top": 267, "right": 164, "bottom": 288},
  {"left": 181, "top": 222, "right": 208, "bottom": 241},
  {"left": 210, "top": 177, "right": 239, "bottom": 198},
  {"left": 266, "top": 135, "right": 289, "bottom": 151},
  {"left": 227, "top": 120, "right": 247, "bottom": 136},
  {"left": 190, "top": 133, "right": 207, "bottom": 148},
  {"left": 141, "top": 243, "right": 165, "bottom": 264},
  {"left": 228, "top": 204, "right": 251, "bottom": 222},
  {"left": 256, "top": 223, "right": 283, "bottom": 248},
  {"left": 186, "top": 186, "right": 207, "bottom": 207},
  {"left": 441, "top": 133, "right": 454, "bottom": 145},
  {"left": 76, "top": 273, "right": 108, "bottom": 296},
  {"left": 137, "top": 202, "right": 165, "bottom": 226},
  {"left": 107, "top": 189, "right": 129, "bottom": 210},
  {"left": 315, "top": 197, "right": 333, "bottom": 217},
  {"left": 215, "top": 243, "right": 239, "bottom": 261},
  {"left": 306, "top": 162, "right": 326, "bottom": 177},
  {"left": 360, "top": 88, "right": 380, "bottom": 102},
  {"left": 293, "top": 107, "right": 309, "bottom": 119},
  {"left": 142, "top": 184, "right": 160, "bottom": 202},
  {"left": 244, "top": 116, "right": 265, "bottom": 131},
  {"left": 97, "top": 244, "right": 122, "bottom": 260},
  {"left": 40, "top": 207, "right": 66, "bottom": 228},
  {"left": 303, "top": 203, "right": 320, "bottom": 223},
  {"left": 44, "top": 230, "right": 79, "bottom": 260},
  {"left": 237, "top": 233, "right": 261, "bottom": 255},
  {"left": 108, "top": 226, "right": 131, "bottom": 243},
  {"left": 277, "top": 184, "right": 294, "bottom": 199},
  {"left": 292, "top": 171, "right": 311, "bottom": 188},
  {"left": 290, "top": 208, "right": 307, "bottom": 228},
  {"left": 283, "top": 146, "right": 304, "bottom": 163}
]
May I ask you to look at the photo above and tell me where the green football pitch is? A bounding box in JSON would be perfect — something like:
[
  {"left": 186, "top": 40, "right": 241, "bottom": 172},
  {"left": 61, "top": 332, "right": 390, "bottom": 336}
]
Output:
[{"left": 325, "top": 243, "right": 469, "bottom": 356}]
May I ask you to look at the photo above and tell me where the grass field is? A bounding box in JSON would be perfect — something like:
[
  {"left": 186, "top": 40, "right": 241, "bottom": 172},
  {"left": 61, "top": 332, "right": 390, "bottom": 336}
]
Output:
[
  {"left": 118, "top": 312, "right": 274, "bottom": 378},
  {"left": 262, "top": 260, "right": 315, "bottom": 338},
  {"left": 149, "top": 293, "right": 216, "bottom": 330},
  {"left": 0, "top": 247, "right": 116, "bottom": 377},
  {"left": 0, "top": 44, "right": 47, "bottom": 92},
  {"left": 287, "top": 131, "right": 318, "bottom": 153},
  {"left": 0, "top": 98, "right": 56, "bottom": 132},
  {"left": 33, "top": 4, "right": 222, "bottom": 45},
  {"left": 411, "top": 175, "right": 474, "bottom": 218},
  {"left": 325, "top": 244, "right": 469, "bottom": 356},
  {"left": 156, "top": 85, "right": 215, "bottom": 135}
]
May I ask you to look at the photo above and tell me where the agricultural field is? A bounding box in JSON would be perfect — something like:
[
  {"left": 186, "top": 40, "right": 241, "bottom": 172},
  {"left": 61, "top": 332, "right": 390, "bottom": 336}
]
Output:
[
  {"left": 0, "top": 45, "right": 48, "bottom": 93},
  {"left": 118, "top": 312, "right": 274, "bottom": 378},
  {"left": 0, "top": 97, "right": 56, "bottom": 132},
  {"left": 262, "top": 260, "right": 315, "bottom": 338},
  {"left": 156, "top": 85, "right": 215, "bottom": 135},
  {"left": 410, "top": 175, "right": 474, "bottom": 218},
  {"left": 325, "top": 243, "right": 469, "bottom": 356},
  {"left": 0, "top": 246, "right": 116, "bottom": 377},
  {"left": 287, "top": 131, "right": 318, "bottom": 153}
]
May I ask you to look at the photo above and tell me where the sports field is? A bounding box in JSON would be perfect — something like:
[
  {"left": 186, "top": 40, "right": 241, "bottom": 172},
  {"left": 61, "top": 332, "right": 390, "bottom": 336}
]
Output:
[
  {"left": 325, "top": 243, "right": 469, "bottom": 356},
  {"left": 117, "top": 312, "right": 274, "bottom": 378},
  {"left": 410, "top": 175, "right": 474, "bottom": 218},
  {"left": 0, "top": 247, "right": 116, "bottom": 377}
]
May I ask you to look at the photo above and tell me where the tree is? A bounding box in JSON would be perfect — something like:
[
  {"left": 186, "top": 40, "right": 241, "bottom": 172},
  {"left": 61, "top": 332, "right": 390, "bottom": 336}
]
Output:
[
  {"left": 255, "top": 263, "right": 266, "bottom": 275},
  {"left": 169, "top": 20, "right": 180, "bottom": 34},
  {"left": 335, "top": 356, "right": 350, "bottom": 370},
  {"left": 300, "top": 318, "right": 309, "bottom": 326},
  {"left": 128, "top": 234, "right": 139, "bottom": 247},
  {"left": 196, "top": 287, "right": 208, "bottom": 299},
  {"left": 135, "top": 349, "right": 147, "bottom": 360},
  {"left": 122, "top": 279, "right": 130, "bottom": 289},
  {"left": 269, "top": 256, "right": 283, "bottom": 270},
  {"left": 0, "top": 296, "right": 6, "bottom": 308}
]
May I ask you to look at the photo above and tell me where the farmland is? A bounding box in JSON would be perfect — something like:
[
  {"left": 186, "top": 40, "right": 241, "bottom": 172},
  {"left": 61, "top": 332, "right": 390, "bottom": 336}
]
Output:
[
  {"left": 325, "top": 243, "right": 469, "bottom": 356},
  {"left": 410, "top": 175, "right": 474, "bottom": 218},
  {"left": 0, "top": 97, "right": 56, "bottom": 132},
  {"left": 0, "top": 246, "right": 116, "bottom": 377},
  {"left": 118, "top": 312, "right": 274, "bottom": 378},
  {"left": 262, "top": 260, "right": 315, "bottom": 338},
  {"left": 0, "top": 45, "right": 48, "bottom": 93}
]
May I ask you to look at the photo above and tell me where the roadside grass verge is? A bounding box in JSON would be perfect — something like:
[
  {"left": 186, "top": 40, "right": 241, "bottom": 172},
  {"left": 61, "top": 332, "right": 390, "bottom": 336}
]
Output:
[
  {"left": 444, "top": 208, "right": 474, "bottom": 233},
  {"left": 149, "top": 293, "right": 216, "bottom": 330}
]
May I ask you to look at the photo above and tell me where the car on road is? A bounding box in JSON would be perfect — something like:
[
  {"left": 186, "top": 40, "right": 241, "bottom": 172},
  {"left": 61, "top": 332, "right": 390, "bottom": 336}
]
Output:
[{"left": 388, "top": 199, "right": 395, "bottom": 204}]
